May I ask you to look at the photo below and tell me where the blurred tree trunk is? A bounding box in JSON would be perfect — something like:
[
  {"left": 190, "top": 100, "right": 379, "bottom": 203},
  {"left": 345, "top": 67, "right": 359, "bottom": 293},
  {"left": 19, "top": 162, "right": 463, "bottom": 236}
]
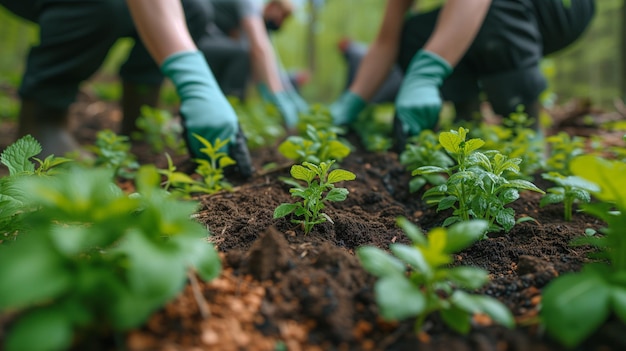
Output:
[{"left": 307, "top": 0, "right": 317, "bottom": 73}]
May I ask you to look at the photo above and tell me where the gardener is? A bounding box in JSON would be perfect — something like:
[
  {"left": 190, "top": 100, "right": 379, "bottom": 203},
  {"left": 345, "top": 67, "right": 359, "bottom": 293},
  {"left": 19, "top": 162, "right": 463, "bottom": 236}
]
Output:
[
  {"left": 199, "top": 0, "right": 308, "bottom": 128},
  {"left": 0, "top": 0, "right": 254, "bottom": 178},
  {"left": 330, "top": 0, "right": 595, "bottom": 150}
]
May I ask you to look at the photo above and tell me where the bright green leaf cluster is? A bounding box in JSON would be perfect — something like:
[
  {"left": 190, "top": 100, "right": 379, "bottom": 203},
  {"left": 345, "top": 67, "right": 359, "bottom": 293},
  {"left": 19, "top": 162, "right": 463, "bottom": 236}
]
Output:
[
  {"left": 88, "top": 129, "right": 139, "bottom": 179},
  {"left": 133, "top": 105, "right": 185, "bottom": 154},
  {"left": 278, "top": 124, "right": 351, "bottom": 165},
  {"left": 357, "top": 218, "right": 514, "bottom": 334},
  {"left": 544, "top": 131, "right": 586, "bottom": 175},
  {"left": 400, "top": 130, "right": 453, "bottom": 193},
  {"left": 541, "top": 155, "right": 626, "bottom": 348},
  {"left": 415, "top": 127, "right": 544, "bottom": 234},
  {"left": 539, "top": 171, "right": 598, "bottom": 221},
  {"left": 0, "top": 165, "right": 221, "bottom": 351},
  {"left": 273, "top": 160, "right": 355, "bottom": 233}
]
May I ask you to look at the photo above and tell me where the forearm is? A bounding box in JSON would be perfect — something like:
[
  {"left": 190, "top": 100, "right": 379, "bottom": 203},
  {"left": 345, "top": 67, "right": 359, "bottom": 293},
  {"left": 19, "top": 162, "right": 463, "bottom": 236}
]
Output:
[
  {"left": 423, "top": 0, "right": 492, "bottom": 66},
  {"left": 126, "top": 0, "right": 197, "bottom": 65},
  {"left": 348, "top": 0, "right": 414, "bottom": 101},
  {"left": 250, "top": 43, "right": 284, "bottom": 92}
]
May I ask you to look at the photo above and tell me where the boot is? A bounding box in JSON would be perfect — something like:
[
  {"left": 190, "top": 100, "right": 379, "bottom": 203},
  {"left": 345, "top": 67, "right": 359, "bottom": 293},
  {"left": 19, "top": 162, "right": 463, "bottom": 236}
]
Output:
[
  {"left": 17, "top": 99, "right": 83, "bottom": 158},
  {"left": 120, "top": 82, "right": 162, "bottom": 136}
]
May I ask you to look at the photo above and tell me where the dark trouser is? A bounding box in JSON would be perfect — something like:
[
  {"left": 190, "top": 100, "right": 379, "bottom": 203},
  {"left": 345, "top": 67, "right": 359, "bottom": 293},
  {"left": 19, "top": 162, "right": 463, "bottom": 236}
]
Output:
[
  {"left": 398, "top": 0, "right": 595, "bottom": 118},
  {"left": 0, "top": 0, "right": 211, "bottom": 110}
]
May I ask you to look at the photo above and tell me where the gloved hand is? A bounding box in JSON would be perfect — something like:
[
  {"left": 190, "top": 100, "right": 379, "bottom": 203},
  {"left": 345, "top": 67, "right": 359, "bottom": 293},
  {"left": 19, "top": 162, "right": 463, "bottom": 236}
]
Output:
[
  {"left": 286, "top": 89, "right": 309, "bottom": 116},
  {"left": 257, "top": 84, "right": 300, "bottom": 129},
  {"left": 395, "top": 49, "right": 452, "bottom": 137},
  {"left": 161, "top": 50, "right": 253, "bottom": 178},
  {"left": 329, "top": 91, "right": 366, "bottom": 126}
]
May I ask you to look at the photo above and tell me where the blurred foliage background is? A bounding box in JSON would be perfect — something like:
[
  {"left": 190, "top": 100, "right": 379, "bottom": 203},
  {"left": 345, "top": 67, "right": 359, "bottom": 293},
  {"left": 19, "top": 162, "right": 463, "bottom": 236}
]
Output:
[{"left": 0, "top": 0, "right": 623, "bottom": 121}]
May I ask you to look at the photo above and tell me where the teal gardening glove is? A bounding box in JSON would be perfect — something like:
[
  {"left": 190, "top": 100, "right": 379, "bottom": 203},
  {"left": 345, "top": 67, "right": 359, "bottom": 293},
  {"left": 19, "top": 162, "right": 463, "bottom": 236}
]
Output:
[
  {"left": 395, "top": 49, "right": 452, "bottom": 137},
  {"left": 257, "top": 83, "right": 301, "bottom": 129},
  {"left": 161, "top": 51, "right": 253, "bottom": 178},
  {"left": 329, "top": 91, "right": 366, "bottom": 126}
]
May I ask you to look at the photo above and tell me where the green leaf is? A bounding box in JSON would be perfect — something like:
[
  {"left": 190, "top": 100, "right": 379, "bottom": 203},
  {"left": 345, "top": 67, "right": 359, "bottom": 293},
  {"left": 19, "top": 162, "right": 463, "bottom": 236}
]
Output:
[
  {"left": 5, "top": 306, "right": 73, "bottom": 351},
  {"left": 505, "top": 179, "right": 545, "bottom": 193},
  {"left": 540, "top": 193, "right": 565, "bottom": 207},
  {"left": 0, "top": 134, "right": 41, "bottom": 175},
  {"left": 218, "top": 156, "right": 237, "bottom": 169},
  {"left": 571, "top": 155, "right": 626, "bottom": 208},
  {"left": 464, "top": 139, "right": 485, "bottom": 154},
  {"left": 440, "top": 305, "right": 471, "bottom": 334},
  {"left": 541, "top": 271, "right": 612, "bottom": 348},
  {"left": 174, "top": 236, "right": 222, "bottom": 282},
  {"left": 470, "top": 294, "right": 515, "bottom": 328},
  {"left": 290, "top": 164, "right": 314, "bottom": 182},
  {"left": 437, "top": 195, "right": 457, "bottom": 211},
  {"left": 0, "top": 236, "right": 71, "bottom": 310},
  {"left": 396, "top": 217, "right": 426, "bottom": 245},
  {"left": 611, "top": 286, "right": 626, "bottom": 324},
  {"left": 414, "top": 166, "right": 448, "bottom": 175},
  {"left": 325, "top": 187, "right": 349, "bottom": 202},
  {"left": 446, "top": 266, "right": 489, "bottom": 289},
  {"left": 273, "top": 203, "right": 299, "bottom": 219},
  {"left": 327, "top": 169, "right": 356, "bottom": 183},
  {"left": 439, "top": 130, "right": 463, "bottom": 154},
  {"left": 356, "top": 246, "right": 405, "bottom": 277},
  {"left": 444, "top": 220, "right": 487, "bottom": 253},
  {"left": 390, "top": 244, "right": 431, "bottom": 276},
  {"left": 375, "top": 275, "right": 426, "bottom": 320},
  {"left": 496, "top": 209, "right": 516, "bottom": 232}
]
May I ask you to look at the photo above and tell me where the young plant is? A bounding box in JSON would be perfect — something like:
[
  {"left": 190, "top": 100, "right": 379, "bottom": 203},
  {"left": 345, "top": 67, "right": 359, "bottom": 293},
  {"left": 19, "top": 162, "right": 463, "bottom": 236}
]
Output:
[
  {"left": 133, "top": 105, "right": 185, "bottom": 154},
  {"left": 157, "top": 153, "right": 201, "bottom": 198},
  {"left": 540, "top": 155, "right": 626, "bottom": 348},
  {"left": 400, "top": 130, "right": 453, "bottom": 193},
  {"left": 0, "top": 135, "right": 73, "bottom": 243},
  {"left": 278, "top": 124, "right": 351, "bottom": 165},
  {"left": 192, "top": 134, "right": 236, "bottom": 194},
  {"left": 415, "top": 127, "right": 544, "bottom": 234},
  {"left": 544, "top": 131, "right": 585, "bottom": 174},
  {"left": 88, "top": 129, "right": 139, "bottom": 179},
  {"left": 539, "top": 172, "right": 598, "bottom": 221},
  {"left": 357, "top": 218, "right": 514, "bottom": 334},
  {"left": 0, "top": 165, "right": 221, "bottom": 351},
  {"left": 273, "top": 160, "right": 355, "bottom": 233}
]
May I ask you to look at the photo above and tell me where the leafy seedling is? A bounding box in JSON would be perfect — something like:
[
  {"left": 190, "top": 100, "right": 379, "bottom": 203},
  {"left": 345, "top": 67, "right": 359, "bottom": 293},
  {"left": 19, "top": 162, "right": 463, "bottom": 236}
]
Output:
[
  {"left": 274, "top": 160, "right": 355, "bottom": 233},
  {"left": 88, "top": 129, "right": 139, "bottom": 179},
  {"left": 539, "top": 172, "right": 598, "bottom": 221},
  {"left": 357, "top": 218, "right": 514, "bottom": 334},
  {"left": 415, "top": 127, "right": 544, "bottom": 234},
  {"left": 133, "top": 105, "right": 185, "bottom": 154},
  {"left": 400, "top": 130, "right": 453, "bottom": 193},
  {"left": 192, "top": 134, "right": 236, "bottom": 194},
  {"left": 540, "top": 155, "right": 626, "bottom": 348},
  {"left": 544, "top": 131, "right": 586, "bottom": 174},
  {"left": 0, "top": 165, "right": 221, "bottom": 351},
  {"left": 278, "top": 124, "right": 351, "bottom": 165}
]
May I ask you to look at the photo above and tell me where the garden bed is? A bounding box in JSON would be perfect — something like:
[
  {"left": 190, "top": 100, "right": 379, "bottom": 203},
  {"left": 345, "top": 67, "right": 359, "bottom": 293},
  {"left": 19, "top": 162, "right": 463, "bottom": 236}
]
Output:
[{"left": 1, "top": 94, "right": 625, "bottom": 351}]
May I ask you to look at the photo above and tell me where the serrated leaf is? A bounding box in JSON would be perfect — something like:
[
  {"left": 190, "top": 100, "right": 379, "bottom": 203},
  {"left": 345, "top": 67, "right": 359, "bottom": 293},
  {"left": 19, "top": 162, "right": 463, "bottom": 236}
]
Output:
[
  {"left": 375, "top": 275, "right": 426, "bottom": 320},
  {"left": 1, "top": 134, "right": 41, "bottom": 175},
  {"left": 356, "top": 246, "right": 405, "bottom": 277}
]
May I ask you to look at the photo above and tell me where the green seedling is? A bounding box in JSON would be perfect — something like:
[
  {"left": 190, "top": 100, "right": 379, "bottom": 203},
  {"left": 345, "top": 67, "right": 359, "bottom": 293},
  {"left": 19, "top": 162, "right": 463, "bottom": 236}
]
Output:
[
  {"left": 467, "top": 107, "right": 545, "bottom": 177},
  {"left": 191, "top": 134, "right": 236, "bottom": 194},
  {"left": 0, "top": 165, "right": 221, "bottom": 351},
  {"left": 415, "top": 127, "right": 544, "bottom": 234},
  {"left": 400, "top": 130, "right": 453, "bottom": 193},
  {"left": 133, "top": 105, "right": 185, "bottom": 154},
  {"left": 157, "top": 153, "right": 200, "bottom": 198},
  {"left": 278, "top": 124, "right": 351, "bottom": 165},
  {"left": 544, "top": 131, "right": 585, "bottom": 174},
  {"left": 350, "top": 103, "right": 395, "bottom": 152},
  {"left": 0, "top": 135, "right": 73, "bottom": 243},
  {"left": 540, "top": 155, "right": 626, "bottom": 348},
  {"left": 228, "top": 96, "right": 284, "bottom": 149},
  {"left": 88, "top": 129, "right": 139, "bottom": 179},
  {"left": 274, "top": 160, "right": 355, "bottom": 233},
  {"left": 295, "top": 104, "right": 345, "bottom": 136},
  {"left": 357, "top": 218, "right": 514, "bottom": 334},
  {"left": 539, "top": 172, "right": 598, "bottom": 221}
]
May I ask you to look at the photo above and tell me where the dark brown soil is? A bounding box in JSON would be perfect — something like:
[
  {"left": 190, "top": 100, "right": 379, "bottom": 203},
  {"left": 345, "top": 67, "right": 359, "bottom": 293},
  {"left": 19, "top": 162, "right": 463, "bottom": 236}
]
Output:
[{"left": 2, "top": 92, "right": 626, "bottom": 351}]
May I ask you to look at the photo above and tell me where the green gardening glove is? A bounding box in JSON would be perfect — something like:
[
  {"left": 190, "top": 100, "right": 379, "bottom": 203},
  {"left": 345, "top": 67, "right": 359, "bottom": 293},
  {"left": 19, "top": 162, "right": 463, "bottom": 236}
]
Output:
[
  {"left": 162, "top": 50, "right": 237, "bottom": 154},
  {"left": 162, "top": 51, "right": 253, "bottom": 177},
  {"left": 329, "top": 91, "right": 366, "bottom": 126},
  {"left": 257, "top": 84, "right": 300, "bottom": 128},
  {"left": 395, "top": 49, "right": 452, "bottom": 137}
]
